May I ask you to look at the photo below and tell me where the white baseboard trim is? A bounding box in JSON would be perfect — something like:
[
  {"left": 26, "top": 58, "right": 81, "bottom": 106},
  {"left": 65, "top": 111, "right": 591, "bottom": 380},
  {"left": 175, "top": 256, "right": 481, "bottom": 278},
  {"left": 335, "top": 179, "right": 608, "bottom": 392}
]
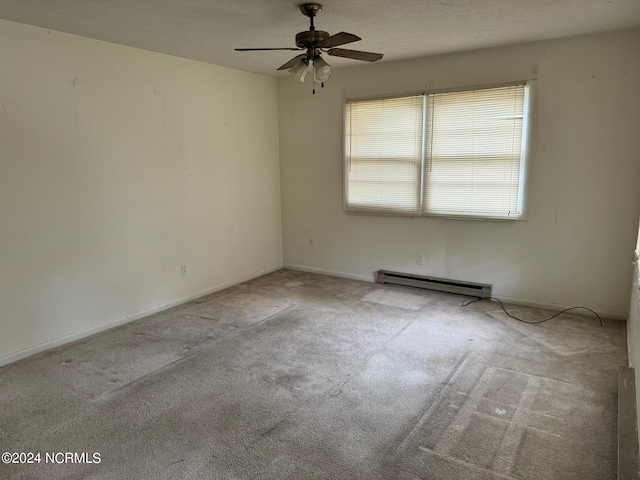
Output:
[
  {"left": 0, "top": 265, "right": 283, "bottom": 368},
  {"left": 283, "top": 264, "right": 374, "bottom": 283},
  {"left": 284, "top": 264, "right": 626, "bottom": 321}
]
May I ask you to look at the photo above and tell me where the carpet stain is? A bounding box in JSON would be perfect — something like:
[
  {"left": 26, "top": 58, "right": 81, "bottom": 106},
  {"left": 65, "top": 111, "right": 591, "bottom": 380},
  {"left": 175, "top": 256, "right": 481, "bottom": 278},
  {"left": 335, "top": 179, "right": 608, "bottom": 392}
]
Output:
[{"left": 362, "top": 289, "right": 431, "bottom": 310}]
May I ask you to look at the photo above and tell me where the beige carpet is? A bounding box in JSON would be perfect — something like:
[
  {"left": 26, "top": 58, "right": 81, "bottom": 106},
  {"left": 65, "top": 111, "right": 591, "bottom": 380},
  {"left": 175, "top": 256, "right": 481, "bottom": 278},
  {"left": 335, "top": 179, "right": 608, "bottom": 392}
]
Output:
[{"left": 0, "top": 269, "right": 626, "bottom": 479}]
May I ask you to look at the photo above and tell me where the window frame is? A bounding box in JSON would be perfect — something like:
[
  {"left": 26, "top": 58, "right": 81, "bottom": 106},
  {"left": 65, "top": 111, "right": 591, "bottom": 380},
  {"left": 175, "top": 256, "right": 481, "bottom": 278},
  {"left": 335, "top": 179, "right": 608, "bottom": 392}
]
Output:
[{"left": 343, "top": 81, "right": 534, "bottom": 221}]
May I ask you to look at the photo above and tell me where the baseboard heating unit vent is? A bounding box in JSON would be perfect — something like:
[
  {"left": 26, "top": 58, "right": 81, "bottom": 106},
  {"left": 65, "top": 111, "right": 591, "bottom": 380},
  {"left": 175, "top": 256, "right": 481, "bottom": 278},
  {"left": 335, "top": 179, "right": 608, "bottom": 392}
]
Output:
[{"left": 376, "top": 270, "right": 491, "bottom": 298}]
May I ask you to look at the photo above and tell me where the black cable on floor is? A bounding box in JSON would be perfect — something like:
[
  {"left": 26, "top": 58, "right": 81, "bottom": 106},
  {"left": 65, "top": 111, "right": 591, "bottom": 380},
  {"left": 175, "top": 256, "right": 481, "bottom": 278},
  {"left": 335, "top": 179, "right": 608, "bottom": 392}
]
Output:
[{"left": 462, "top": 296, "right": 603, "bottom": 327}]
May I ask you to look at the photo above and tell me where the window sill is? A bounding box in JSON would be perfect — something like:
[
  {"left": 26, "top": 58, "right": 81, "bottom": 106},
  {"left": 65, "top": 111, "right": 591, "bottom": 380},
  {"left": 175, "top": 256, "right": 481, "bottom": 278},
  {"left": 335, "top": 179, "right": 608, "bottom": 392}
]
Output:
[{"left": 343, "top": 208, "right": 527, "bottom": 222}]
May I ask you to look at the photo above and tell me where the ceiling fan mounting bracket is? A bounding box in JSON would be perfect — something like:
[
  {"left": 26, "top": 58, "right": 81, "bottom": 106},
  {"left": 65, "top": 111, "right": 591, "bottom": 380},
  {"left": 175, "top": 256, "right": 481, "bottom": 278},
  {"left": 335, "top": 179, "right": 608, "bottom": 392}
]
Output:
[{"left": 299, "top": 3, "right": 323, "bottom": 18}]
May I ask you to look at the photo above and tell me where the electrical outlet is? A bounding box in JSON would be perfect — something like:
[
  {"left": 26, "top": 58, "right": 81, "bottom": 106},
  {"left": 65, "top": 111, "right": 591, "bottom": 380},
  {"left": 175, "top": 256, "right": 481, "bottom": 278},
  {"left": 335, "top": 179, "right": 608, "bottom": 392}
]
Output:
[
  {"left": 180, "top": 264, "right": 188, "bottom": 276},
  {"left": 416, "top": 254, "right": 424, "bottom": 265}
]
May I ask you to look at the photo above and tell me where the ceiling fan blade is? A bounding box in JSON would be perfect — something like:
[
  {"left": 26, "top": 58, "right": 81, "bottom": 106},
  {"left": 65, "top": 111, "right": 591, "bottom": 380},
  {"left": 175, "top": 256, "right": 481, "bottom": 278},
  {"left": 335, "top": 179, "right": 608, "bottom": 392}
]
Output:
[
  {"left": 235, "top": 48, "right": 302, "bottom": 51},
  {"left": 319, "top": 32, "right": 361, "bottom": 48},
  {"left": 327, "top": 48, "right": 383, "bottom": 62},
  {"left": 277, "top": 54, "right": 308, "bottom": 71}
]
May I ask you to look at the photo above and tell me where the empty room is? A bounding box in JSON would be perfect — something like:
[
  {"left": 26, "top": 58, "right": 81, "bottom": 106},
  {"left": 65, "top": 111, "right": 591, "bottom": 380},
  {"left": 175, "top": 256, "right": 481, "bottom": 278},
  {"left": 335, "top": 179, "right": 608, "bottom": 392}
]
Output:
[{"left": 1, "top": 1, "right": 640, "bottom": 479}]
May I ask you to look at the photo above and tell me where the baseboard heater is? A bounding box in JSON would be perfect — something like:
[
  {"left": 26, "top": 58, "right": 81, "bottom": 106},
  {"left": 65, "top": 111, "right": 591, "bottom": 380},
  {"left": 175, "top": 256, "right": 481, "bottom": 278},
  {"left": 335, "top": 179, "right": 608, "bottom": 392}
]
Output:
[{"left": 376, "top": 270, "right": 491, "bottom": 298}]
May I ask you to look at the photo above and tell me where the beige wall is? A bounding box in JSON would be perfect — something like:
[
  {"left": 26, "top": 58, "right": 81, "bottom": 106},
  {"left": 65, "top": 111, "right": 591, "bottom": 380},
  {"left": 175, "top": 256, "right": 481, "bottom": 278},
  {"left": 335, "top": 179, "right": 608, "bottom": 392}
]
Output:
[
  {"left": 278, "top": 28, "right": 640, "bottom": 317},
  {"left": 0, "top": 20, "right": 283, "bottom": 364}
]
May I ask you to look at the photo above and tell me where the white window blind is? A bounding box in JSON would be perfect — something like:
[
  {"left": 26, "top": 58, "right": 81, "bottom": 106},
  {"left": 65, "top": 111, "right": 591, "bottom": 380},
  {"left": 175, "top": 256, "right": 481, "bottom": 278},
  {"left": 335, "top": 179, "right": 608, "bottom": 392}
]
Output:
[
  {"left": 345, "top": 95, "right": 424, "bottom": 215},
  {"left": 424, "top": 85, "right": 526, "bottom": 218},
  {"left": 343, "top": 83, "right": 530, "bottom": 220}
]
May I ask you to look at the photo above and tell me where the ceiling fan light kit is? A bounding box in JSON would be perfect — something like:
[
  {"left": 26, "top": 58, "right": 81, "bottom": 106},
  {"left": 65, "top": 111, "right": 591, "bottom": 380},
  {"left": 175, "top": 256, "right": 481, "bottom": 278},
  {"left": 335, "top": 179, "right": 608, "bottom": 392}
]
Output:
[
  {"left": 235, "top": 3, "right": 383, "bottom": 94},
  {"left": 290, "top": 58, "right": 310, "bottom": 82},
  {"left": 312, "top": 55, "right": 332, "bottom": 84}
]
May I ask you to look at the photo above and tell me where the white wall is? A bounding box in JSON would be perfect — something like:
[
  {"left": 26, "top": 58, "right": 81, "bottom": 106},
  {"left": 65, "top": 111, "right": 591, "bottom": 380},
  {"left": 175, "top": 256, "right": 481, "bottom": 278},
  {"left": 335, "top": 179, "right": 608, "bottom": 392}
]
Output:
[
  {"left": 0, "top": 19, "right": 283, "bottom": 365},
  {"left": 278, "top": 28, "right": 640, "bottom": 318}
]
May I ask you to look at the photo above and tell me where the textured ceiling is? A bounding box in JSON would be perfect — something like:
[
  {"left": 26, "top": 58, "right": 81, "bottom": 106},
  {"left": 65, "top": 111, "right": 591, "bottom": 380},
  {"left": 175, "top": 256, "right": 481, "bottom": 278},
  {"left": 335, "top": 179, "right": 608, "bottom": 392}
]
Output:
[{"left": 0, "top": 0, "right": 639, "bottom": 76}]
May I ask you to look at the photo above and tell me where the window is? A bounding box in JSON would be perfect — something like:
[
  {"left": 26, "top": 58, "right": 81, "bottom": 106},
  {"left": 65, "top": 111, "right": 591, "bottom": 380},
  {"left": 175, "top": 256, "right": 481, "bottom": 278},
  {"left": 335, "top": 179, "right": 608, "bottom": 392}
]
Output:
[{"left": 344, "top": 83, "right": 532, "bottom": 220}]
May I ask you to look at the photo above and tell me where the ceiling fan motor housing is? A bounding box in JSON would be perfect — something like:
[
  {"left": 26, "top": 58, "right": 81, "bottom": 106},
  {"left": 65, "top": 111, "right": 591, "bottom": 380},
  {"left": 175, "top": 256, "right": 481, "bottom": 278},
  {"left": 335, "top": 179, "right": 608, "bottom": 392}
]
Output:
[{"left": 296, "top": 30, "right": 329, "bottom": 49}]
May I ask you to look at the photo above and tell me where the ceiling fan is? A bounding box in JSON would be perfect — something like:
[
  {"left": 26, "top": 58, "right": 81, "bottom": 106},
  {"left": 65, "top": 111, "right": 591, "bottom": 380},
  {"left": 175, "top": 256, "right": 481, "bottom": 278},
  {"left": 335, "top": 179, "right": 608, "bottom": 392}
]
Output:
[{"left": 235, "top": 3, "right": 383, "bottom": 93}]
